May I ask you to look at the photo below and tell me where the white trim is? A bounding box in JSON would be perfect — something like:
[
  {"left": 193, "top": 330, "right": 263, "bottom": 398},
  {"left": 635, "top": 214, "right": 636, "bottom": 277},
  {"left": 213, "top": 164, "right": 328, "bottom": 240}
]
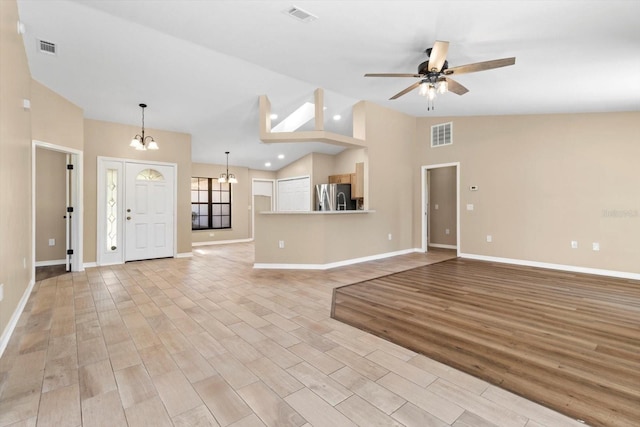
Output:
[
  {"left": 176, "top": 252, "right": 193, "bottom": 258},
  {"left": 192, "top": 238, "right": 253, "bottom": 247},
  {"left": 35, "top": 259, "right": 66, "bottom": 267},
  {"left": 460, "top": 253, "right": 640, "bottom": 281},
  {"left": 83, "top": 262, "right": 98, "bottom": 269},
  {"left": 0, "top": 279, "right": 35, "bottom": 358},
  {"left": 421, "top": 162, "right": 460, "bottom": 256},
  {"left": 254, "top": 248, "right": 419, "bottom": 270},
  {"left": 33, "top": 141, "right": 84, "bottom": 277},
  {"left": 429, "top": 244, "right": 457, "bottom": 250}
]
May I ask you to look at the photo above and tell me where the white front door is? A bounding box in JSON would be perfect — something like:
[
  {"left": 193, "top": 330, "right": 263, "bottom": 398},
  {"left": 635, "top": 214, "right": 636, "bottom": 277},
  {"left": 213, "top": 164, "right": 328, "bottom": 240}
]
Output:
[{"left": 125, "top": 163, "right": 175, "bottom": 261}]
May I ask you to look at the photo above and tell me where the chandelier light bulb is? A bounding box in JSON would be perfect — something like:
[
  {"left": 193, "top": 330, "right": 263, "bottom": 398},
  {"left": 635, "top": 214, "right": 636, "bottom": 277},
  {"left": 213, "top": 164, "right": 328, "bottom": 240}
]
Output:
[{"left": 418, "top": 82, "right": 428, "bottom": 96}]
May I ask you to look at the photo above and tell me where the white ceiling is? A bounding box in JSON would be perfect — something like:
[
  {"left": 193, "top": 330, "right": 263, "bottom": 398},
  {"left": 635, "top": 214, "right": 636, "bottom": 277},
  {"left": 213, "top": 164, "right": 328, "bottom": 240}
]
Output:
[{"left": 16, "top": 0, "right": 640, "bottom": 170}]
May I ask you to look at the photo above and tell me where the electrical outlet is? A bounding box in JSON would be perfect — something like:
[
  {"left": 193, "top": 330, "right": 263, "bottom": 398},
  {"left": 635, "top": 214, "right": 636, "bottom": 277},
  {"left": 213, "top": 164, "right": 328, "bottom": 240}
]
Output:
[
  {"left": 23, "top": 257, "right": 26, "bottom": 269},
  {"left": 388, "top": 233, "right": 392, "bottom": 241},
  {"left": 0, "top": 283, "right": 4, "bottom": 302},
  {"left": 445, "top": 229, "right": 450, "bottom": 235},
  {"left": 278, "top": 240, "right": 285, "bottom": 249},
  {"left": 486, "top": 235, "right": 492, "bottom": 243},
  {"left": 209, "top": 232, "right": 215, "bottom": 237},
  {"left": 49, "top": 238, "right": 55, "bottom": 246},
  {"left": 466, "top": 204, "right": 474, "bottom": 211},
  {"left": 571, "top": 241, "right": 578, "bottom": 249},
  {"left": 592, "top": 242, "right": 600, "bottom": 251},
  {"left": 434, "top": 204, "right": 439, "bottom": 210}
]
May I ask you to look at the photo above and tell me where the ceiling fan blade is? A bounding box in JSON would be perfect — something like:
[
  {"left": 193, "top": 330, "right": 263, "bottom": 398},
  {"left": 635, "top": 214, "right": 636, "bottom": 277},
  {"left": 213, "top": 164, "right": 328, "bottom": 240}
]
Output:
[
  {"left": 446, "top": 77, "right": 469, "bottom": 95},
  {"left": 390, "top": 81, "right": 422, "bottom": 100},
  {"left": 428, "top": 40, "right": 449, "bottom": 72},
  {"left": 365, "top": 73, "right": 422, "bottom": 78},
  {"left": 444, "top": 57, "right": 516, "bottom": 75}
]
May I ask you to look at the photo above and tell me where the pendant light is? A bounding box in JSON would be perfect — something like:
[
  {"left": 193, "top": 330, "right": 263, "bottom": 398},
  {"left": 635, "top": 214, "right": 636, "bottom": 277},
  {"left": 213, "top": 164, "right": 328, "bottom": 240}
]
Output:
[
  {"left": 130, "top": 103, "right": 158, "bottom": 150},
  {"left": 219, "top": 151, "right": 237, "bottom": 184}
]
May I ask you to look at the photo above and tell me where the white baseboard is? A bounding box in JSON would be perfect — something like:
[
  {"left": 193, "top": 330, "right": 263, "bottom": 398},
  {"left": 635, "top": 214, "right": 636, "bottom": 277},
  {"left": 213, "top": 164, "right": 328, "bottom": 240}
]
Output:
[
  {"left": 459, "top": 253, "right": 640, "bottom": 280},
  {"left": 0, "top": 278, "right": 35, "bottom": 358},
  {"left": 254, "top": 248, "right": 419, "bottom": 270},
  {"left": 192, "top": 238, "right": 253, "bottom": 247},
  {"left": 176, "top": 252, "right": 193, "bottom": 258},
  {"left": 34, "top": 259, "right": 66, "bottom": 267},
  {"left": 429, "top": 244, "right": 457, "bottom": 250},
  {"left": 83, "top": 262, "right": 98, "bottom": 269}
]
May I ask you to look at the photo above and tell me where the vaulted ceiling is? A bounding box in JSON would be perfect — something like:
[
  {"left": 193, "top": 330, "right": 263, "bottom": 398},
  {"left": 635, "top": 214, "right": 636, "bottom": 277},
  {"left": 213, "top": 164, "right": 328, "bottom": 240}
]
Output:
[{"left": 16, "top": 1, "right": 640, "bottom": 170}]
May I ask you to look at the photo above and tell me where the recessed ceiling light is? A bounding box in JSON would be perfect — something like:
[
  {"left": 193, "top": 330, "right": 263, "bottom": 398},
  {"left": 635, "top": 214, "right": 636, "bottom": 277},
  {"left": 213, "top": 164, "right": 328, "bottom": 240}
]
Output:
[
  {"left": 265, "top": 162, "right": 272, "bottom": 167},
  {"left": 270, "top": 113, "right": 278, "bottom": 120},
  {"left": 278, "top": 154, "right": 285, "bottom": 159},
  {"left": 333, "top": 114, "right": 341, "bottom": 121}
]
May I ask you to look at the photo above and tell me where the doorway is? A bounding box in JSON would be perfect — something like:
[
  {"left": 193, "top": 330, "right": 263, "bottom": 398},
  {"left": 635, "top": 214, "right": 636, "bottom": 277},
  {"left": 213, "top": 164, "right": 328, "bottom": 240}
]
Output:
[
  {"left": 252, "top": 179, "right": 275, "bottom": 239},
  {"left": 32, "top": 141, "right": 84, "bottom": 277},
  {"left": 97, "top": 158, "right": 176, "bottom": 265},
  {"left": 421, "top": 162, "right": 460, "bottom": 254}
]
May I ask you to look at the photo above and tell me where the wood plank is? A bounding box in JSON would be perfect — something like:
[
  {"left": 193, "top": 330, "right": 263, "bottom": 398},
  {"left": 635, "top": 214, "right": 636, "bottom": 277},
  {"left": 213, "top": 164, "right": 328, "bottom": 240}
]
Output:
[{"left": 332, "top": 258, "right": 640, "bottom": 427}]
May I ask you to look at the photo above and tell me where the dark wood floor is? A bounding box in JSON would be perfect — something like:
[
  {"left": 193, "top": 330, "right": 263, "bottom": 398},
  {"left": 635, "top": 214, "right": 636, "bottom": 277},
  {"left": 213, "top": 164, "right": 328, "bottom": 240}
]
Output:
[
  {"left": 331, "top": 258, "right": 640, "bottom": 427},
  {"left": 35, "top": 264, "right": 68, "bottom": 281}
]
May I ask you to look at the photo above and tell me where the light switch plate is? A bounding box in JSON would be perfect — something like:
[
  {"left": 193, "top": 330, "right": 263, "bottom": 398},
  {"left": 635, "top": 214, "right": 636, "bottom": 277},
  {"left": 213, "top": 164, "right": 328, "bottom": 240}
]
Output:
[
  {"left": 466, "top": 204, "right": 474, "bottom": 211},
  {"left": 592, "top": 242, "right": 600, "bottom": 251},
  {"left": 571, "top": 241, "right": 578, "bottom": 249}
]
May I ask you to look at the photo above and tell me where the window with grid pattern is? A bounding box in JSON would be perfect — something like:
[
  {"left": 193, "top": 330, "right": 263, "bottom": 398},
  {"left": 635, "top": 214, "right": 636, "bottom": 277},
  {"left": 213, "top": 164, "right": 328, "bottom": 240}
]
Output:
[{"left": 191, "top": 177, "right": 231, "bottom": 230}]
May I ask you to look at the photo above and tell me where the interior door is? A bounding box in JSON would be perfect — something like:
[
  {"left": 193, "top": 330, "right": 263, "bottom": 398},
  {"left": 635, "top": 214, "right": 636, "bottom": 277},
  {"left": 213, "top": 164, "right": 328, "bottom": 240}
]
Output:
[
  {"left": 65, "top": 154, "right": 73, "bottom": 271},
  {"left": 125, "top": 163, "right": 175, "bottom": 261}
]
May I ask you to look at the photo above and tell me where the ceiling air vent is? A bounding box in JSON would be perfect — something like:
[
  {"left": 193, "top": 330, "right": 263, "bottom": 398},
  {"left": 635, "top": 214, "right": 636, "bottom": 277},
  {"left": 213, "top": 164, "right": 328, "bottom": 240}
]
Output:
[
  {"left": 284, "top": 6, "right": 318, "bottom": 23},
  {"left": 38, "top": 39, "right": 57, "bottom": 55},
  {"left": 431, "top": 122, "right": 453, "bottom": 147}
]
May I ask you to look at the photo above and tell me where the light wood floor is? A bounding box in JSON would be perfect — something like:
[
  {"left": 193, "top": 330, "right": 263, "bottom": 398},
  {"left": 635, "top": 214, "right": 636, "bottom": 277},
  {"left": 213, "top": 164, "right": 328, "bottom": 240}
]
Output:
[
  {"left": 332, "top": 258, "right": 640, "bottom": 427},
  {"left": 1, "top": 244, "right": 587, "bottom": 427}
]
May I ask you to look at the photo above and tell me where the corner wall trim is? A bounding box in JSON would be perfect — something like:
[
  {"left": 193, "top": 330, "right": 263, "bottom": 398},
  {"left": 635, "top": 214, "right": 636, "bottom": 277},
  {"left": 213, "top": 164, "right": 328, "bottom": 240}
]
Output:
[
  {"left": 192, "top": 238, "right": 253, "bottom": 247},
  {"left": 34, "top": 259, "right": 66, "bottom": 267},
  {"left": 459, "top": 253, "right": 640, "bottom": 280},
  {"left": 429, "top": 244, "right": 457, "bottom": 250},
  {"left": 0, "top": 278, "right": 35, "bottom": 358},
  {"left": 253, "top": 248, "right": 419, "bottom": 270}
]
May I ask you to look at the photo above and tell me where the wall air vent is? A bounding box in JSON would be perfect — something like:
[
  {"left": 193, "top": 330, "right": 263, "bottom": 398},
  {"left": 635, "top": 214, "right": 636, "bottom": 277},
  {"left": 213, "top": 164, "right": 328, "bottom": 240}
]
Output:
[
  {"left": 38, "top": 39, "right": 57, "bottom": 55},
  {"left": 431, "top": 122, "right": 453, "bottom": 147},
  {"left": 284, "top": 6, "right": 318, "bottom": 23}
]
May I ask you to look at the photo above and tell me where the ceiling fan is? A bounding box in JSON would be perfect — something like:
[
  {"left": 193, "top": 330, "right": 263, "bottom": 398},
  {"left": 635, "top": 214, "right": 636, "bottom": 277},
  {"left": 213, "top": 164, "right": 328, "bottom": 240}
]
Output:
[{"left": 365, "top": 40, "right": 515, "bottom": 109}]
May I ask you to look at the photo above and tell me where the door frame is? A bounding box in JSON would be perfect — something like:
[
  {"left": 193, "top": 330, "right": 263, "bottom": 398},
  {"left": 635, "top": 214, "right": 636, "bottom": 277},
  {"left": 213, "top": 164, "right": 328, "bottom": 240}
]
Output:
[
  {"left": 97, "top": 157, "right": 177, "bottom": 266},
  {"left": 32, "top": 140, "right": 84, "bottom": 275},
  {"left": 251, "top": 178, "right": 275, "bottom": 240},
  {"left": 421, "top": 162, "right": 460, "bottom": 254}
]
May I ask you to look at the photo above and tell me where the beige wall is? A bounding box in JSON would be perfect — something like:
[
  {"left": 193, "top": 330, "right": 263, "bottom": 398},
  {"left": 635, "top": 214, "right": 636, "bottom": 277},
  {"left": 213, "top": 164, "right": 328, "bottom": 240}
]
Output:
[
  {"left": 276, "top": 153, "right": 313, "bottom": 180},
  {"left": 416, "top": 112, "right": 640, "bottom": 273},
  {"left": 428, "top": 166, "right": 457, "bottom": 247},
  {"left": 0, "top": 0, "right": 33, "bottom": 342},
  {"left": 31, "top": 79, "right": 84, "bottom": 150},
  {"left": 35, "top": 148, "right": 67, "bottom": 262},
  {"left": 83, "top": 119, "right": 192, "bottom": 262}
]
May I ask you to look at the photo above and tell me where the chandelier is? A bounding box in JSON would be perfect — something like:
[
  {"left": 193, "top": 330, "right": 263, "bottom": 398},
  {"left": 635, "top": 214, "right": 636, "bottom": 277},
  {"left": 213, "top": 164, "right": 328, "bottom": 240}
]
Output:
[
  {"left": 219, "top": 151, "right": 237, "bottom": 184},
  {"left": 129, "top": 103, "right": 158, "bottom": 150}
]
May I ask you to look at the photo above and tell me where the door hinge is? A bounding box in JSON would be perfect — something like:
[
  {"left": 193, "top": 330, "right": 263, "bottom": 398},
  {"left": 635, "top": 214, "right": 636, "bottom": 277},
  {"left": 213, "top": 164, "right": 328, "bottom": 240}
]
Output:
[
  {"left": 67, "top": 249, "right": 74, "bottom": 255},
  {"left": 67, "top": 207, "right": 74, "bottom": 213},
  {"left": 67, "top": 164, "right": 74, "bottom": 170}
]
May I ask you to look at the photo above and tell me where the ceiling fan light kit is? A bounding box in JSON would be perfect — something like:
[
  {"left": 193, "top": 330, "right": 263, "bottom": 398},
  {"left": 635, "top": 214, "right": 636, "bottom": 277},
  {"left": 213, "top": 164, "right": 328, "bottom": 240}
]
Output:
[{"left": 365, "top": 40, "right": 515, "bottom": 111}]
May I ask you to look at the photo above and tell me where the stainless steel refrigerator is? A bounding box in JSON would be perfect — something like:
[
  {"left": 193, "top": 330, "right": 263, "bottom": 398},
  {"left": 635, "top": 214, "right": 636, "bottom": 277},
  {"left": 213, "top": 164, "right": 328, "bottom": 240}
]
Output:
[{"left": 315, "top": 184, "right": 356, "bottom": 211}]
